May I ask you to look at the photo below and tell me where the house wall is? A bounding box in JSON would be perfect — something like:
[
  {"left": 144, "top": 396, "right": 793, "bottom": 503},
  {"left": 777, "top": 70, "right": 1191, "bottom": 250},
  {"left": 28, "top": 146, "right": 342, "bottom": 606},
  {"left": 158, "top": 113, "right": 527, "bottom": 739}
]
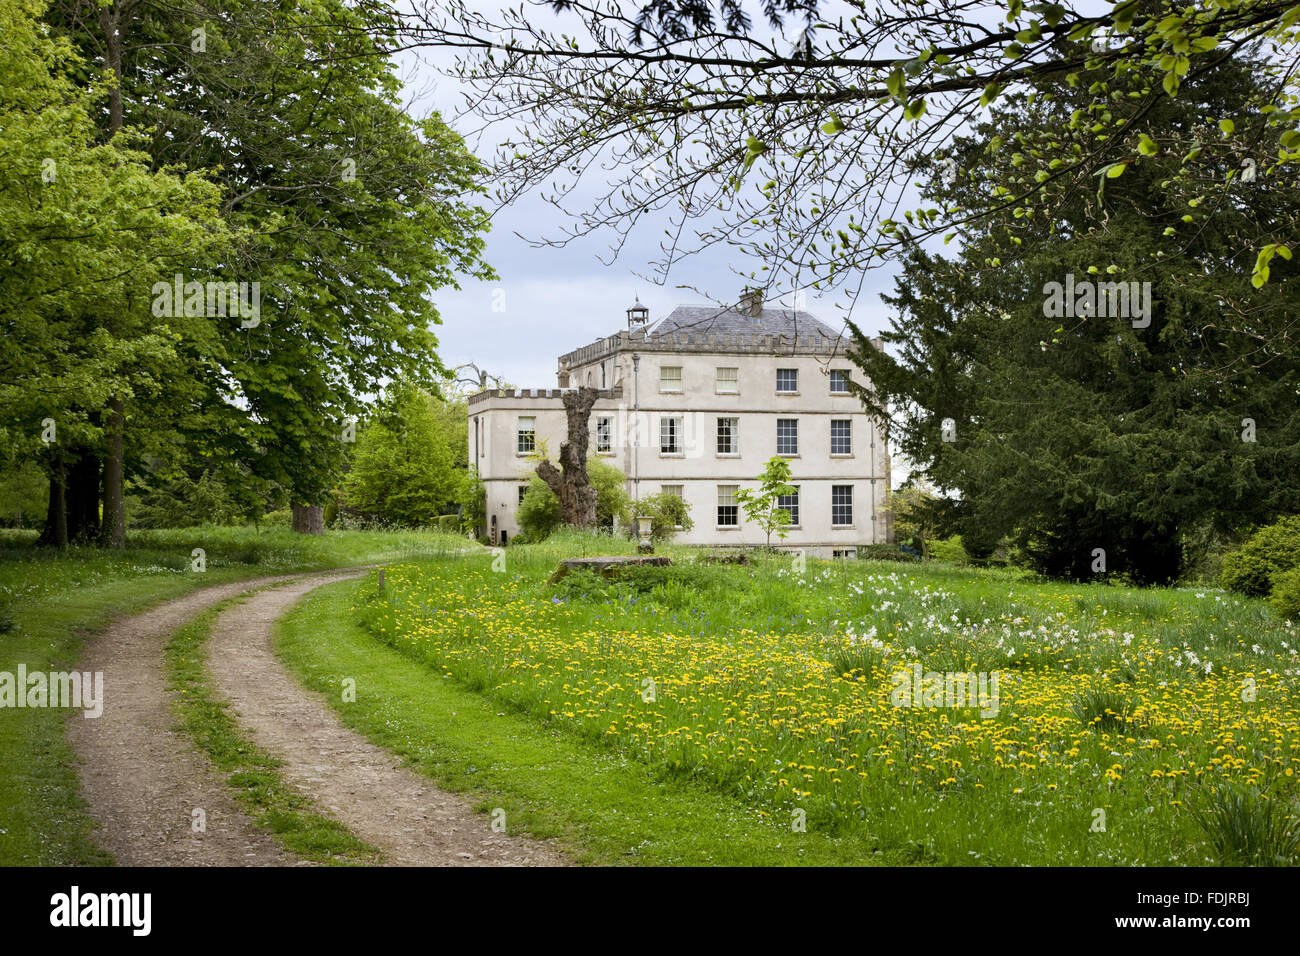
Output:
[{"left": 469, "top": 349, "right": 891, "bottom": 555}]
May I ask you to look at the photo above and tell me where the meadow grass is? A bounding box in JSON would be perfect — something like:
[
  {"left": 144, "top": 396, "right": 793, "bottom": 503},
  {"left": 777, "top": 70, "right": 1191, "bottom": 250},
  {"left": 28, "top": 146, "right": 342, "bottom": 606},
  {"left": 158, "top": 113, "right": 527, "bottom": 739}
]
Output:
[
  {"left": 350, "top": 535, "right": 1300, "bottom": 866},
  {"left": 275, "top": 580, "right": 892, "bottom": 865},
  {"left": 0, "top": 525, "right": 473, "bottom": 865}
]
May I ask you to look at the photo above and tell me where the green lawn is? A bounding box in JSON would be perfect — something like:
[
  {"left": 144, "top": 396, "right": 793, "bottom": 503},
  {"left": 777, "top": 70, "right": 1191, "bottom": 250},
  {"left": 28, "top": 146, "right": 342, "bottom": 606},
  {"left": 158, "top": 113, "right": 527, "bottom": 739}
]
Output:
[{"left": 0, "top": 526, "right": 472, "bottom": 865}]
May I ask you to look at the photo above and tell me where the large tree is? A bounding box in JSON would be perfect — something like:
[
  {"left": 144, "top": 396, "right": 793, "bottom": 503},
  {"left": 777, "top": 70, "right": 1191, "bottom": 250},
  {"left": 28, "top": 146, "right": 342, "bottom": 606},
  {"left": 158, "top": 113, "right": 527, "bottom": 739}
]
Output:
[
  {"left": 0, "top": 0, "right": 226, "bottom": 547},
  {"left": 40, "top": 0, "right": 495, "bottom": 540},
  {"left": 846, "top": 48, "right": 1300, "bottom": 583}
]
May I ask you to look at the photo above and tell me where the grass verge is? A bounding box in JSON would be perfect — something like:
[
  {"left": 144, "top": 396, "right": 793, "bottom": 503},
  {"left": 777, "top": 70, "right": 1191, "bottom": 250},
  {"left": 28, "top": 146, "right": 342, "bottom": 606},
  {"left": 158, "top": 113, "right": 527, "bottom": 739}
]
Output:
[
  {"left": 165, "top": 599, "right": 380, "bottom": 865},
  {"left": 275, "top": 578, "right": 897, "bottom": 866},
  {"left": 0, "top": 526, "right": 473, "bottom": 865}
]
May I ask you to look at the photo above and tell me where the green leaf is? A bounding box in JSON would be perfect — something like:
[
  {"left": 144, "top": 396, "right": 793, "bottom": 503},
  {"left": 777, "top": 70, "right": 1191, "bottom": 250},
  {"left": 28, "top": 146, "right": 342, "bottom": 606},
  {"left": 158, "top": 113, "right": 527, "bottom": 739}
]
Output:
[
  {"left": 1137, "top": 134, "right": 1158, "bottom": 156},
  {"left": 1218, "top": 118, "right": 1235, "bottom": 135},
  {"left": 821, "top": 114, "right": 845, "bottom": 135}
]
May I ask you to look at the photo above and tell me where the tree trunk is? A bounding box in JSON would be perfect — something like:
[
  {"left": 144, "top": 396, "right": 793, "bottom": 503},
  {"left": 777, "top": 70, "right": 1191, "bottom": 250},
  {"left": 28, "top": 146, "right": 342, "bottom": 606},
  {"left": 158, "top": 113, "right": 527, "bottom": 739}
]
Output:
[
  {"left": 536, "top": 387, "right": 599, "bottom": 528},
  {"left": 95, "top": 8, "right": 129, "bottom": 550},
  {"left": 98, "top": 397, "right": 126, "bottom": 548},
  {"left": 291, "top": 504, "right": 325, "bottom": 534},
  {"left": 37, "top": 451, "right": 68, "bottom": 548}
]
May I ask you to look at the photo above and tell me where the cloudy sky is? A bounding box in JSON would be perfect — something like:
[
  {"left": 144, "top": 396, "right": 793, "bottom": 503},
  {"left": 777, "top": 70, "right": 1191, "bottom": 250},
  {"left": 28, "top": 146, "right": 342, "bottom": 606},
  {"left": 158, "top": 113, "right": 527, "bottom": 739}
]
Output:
[{"left": 393, "top": 5, "right": 908, "bottom": 391}]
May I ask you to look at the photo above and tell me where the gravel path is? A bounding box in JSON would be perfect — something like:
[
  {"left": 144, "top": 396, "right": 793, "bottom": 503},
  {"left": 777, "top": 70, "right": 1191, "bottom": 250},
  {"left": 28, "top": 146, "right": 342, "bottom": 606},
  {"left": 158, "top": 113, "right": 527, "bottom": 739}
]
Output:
[
  {"left": 66, "top": 574, "right": 303, "bottom": 866},
  {"left": 205, "top": 573, "right": 567, "bottom": 866}
]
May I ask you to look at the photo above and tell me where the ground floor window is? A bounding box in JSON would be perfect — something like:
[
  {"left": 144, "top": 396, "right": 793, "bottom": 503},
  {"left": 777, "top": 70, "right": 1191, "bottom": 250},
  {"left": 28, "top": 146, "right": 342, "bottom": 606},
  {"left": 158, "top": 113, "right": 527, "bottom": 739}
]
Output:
[
  {"left": 717, "top": 484, "right": 738, "bottom": 527},
  {"left": 832, "top": 484, "right": 854, "bottom": 526}
]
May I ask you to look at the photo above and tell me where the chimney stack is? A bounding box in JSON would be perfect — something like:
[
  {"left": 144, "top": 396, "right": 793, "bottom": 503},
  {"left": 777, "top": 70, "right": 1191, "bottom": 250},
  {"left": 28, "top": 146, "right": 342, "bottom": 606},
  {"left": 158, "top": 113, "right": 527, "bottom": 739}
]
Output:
[{"left": 739, "top": 287, "right": 763, "bottom": 318}]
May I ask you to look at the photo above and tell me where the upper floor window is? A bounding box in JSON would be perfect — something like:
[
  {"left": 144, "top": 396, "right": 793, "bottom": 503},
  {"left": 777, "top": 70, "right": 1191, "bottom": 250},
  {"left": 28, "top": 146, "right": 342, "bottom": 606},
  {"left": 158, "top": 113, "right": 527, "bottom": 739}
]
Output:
[
  {"left": 776, "top": 368, "right": 798, "bottom": 393},
  {"left": 662, "top": 484, "right": 683, "bottom": 498},
  {"left": 660, "top": 416, "right": 682, "bottom": 454},
  {"left": 716, "top": 367, "right": 739, "bottom": 393},
  {"left": 831, "top": 419, "right": 852, "bottom": 455},
  {"left": 517, "top": 416, "right": 536, "bottom": 454},
  {"left": 777, "top": 418, "right": 799, "bottom": 456},
  {"left": 830, "top": 370, "right": 851, "bottom": 394},
  {"left": 518, "top": 484, "right": 528, "bottom": 505},
  {"left": 717, "top": 417, "right": 738, "bottom": 455},
  {"left": 659, "top": 365, "right": 682, "bottom": 393},
  {"left": 595, "top": 416, "right": 613, "bottom": 454}
]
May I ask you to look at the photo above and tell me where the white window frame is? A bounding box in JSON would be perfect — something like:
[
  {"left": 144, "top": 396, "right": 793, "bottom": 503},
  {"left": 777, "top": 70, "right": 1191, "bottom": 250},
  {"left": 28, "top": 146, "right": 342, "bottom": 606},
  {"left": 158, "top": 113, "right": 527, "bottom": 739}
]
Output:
[
  {"left": 830, "top": 370, "right": 851, "bottom": 394},
  {"left": 777, "top": 487, "right": 800, "bottom": 528},
  {"left": 717, "top": 484, "right": 739, "bottom": 528},
  {"left": 660, "top": 416, "right": 682, "bottom": 455},
  {"left": 595, "top": 416, "right": 613, "bottom": 454},
  {"left": 659, "top": 365, "right": 683, "bottom": 393},
  {"left": 716, "top": 416, "right": 739, "bottom": 456},
  {"left": 776, "top": 418, "right": 799, "bottom": 456},
  {"left": 832, "top": 484, "right": 854, "bottom": 527},
  {"left": 776, "top": 368, "right": 799, "bottom": 394},
  {"left": 716, "top": 367, "right": 739, "bottom": 394},
  {"left": 831, "top": 418, "right": 853, "bottom": 456},
  {"left": 517, "top": 416, "right": 536, "bottom": 455}
]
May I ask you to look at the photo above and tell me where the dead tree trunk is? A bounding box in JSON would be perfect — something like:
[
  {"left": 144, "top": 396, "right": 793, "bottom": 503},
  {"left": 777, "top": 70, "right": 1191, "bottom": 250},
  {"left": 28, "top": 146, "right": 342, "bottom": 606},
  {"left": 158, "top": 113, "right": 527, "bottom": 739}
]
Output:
[{"left": 536, "top": 387, "right": 599, "bottom": 528}]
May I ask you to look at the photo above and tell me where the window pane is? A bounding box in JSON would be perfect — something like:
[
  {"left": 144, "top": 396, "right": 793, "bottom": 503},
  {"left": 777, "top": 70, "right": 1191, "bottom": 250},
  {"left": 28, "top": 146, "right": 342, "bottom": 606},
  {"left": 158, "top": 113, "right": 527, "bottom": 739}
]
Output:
[
  {"left": 716, "top": 367, "right": 739, "bottom": 392},
  {"left": 831, "top": 419, "right": 852, "bottom": 455},
  {"left": 717, "top": 417, "right": 737, "bottom": 455},
  {"left": 517, "top": 416, "right": 536, "bottom": 454},
  {"left": 776, "top": 368, "right": 798, "bottom": 392},
  {"left": 832, "top": 485, "right": 854, "bottom": 525},
  {"left": 660, "top": 416, "right": 681, "bottom": 453},
  {"left": 777, "top": 418, "right": 798, "bottom": 456},
  {"left": 596, "top": 417, "right": 612, "bottom": 453},
  {"left": 659, "top": 366, "right": 682, "bottom": 391},
  {"left": 662, "top": 484, "right": 683, "bottom": 498},
  {"left": 777, "top": 488, "right": 800, "bottom": 526},
  {"left": 717, "top": 484, "right": 738, "bottom": 526},
  {"left": 830, "top": 370, "right": 850, "bottom": 393}
]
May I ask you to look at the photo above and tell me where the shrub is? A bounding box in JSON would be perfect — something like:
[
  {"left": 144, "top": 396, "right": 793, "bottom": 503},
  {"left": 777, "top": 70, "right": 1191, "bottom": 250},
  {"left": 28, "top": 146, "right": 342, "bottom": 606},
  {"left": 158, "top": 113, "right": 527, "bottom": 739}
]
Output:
[
  {"left": 860, "top": 543, "right": 919, "bottom": 563},
  {"left": 1220, "top": 516, "right": 1300, "bottom": 597},
  {"left": 927, "top": 535, "right": 968, "bottom": 564},
  {"left": 589, "top": 458, "right": 632, "bottom": 530},
  {"left": 1269, "top": 566, "right": 1300, "bottom": 621},
  {"left": 632, "top": 492, "right": 693, "bottom": 542},
  {"left": 517, "top": 476, "right": 561, "bottom": 542},
  {"left": 435, "top": 514, "right": 460, "bottom": 534}
]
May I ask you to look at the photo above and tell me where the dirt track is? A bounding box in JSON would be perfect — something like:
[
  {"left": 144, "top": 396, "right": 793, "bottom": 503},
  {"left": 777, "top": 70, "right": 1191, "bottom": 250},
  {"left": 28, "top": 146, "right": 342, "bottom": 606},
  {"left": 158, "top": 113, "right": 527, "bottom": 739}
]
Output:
[{"left": 68, "top": 570, "right": 565, "bottom": 866}]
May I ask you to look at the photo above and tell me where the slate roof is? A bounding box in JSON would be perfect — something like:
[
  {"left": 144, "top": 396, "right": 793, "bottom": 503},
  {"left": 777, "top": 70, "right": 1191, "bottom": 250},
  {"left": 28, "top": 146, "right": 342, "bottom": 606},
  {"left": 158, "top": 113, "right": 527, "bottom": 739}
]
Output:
[{"left": 645, "top": 305, "right": 843, "bottom": 345}]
